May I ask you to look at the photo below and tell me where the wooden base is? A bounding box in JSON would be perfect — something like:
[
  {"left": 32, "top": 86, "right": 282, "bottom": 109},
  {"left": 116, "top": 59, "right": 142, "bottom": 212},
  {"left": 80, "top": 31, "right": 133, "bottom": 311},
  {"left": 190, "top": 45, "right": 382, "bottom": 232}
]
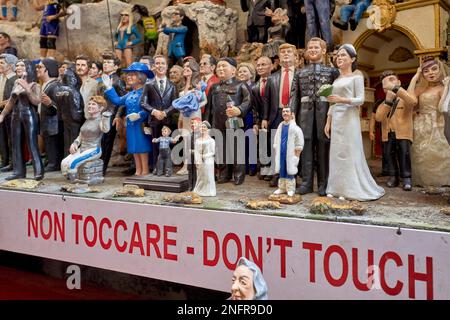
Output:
[{"left": 123, "top": 174, "right": 189, "bottom": 193}]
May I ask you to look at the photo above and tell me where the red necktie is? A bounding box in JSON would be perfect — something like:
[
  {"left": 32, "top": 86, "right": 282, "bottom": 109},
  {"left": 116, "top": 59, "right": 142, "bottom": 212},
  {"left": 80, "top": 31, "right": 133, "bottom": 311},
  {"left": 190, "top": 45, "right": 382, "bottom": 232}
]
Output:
[
  {"left": 260, "top": 78, "right": 266, "bottom": 97},
  {"left": 281, "top": 69, "right": 290, "bottom": 106}
]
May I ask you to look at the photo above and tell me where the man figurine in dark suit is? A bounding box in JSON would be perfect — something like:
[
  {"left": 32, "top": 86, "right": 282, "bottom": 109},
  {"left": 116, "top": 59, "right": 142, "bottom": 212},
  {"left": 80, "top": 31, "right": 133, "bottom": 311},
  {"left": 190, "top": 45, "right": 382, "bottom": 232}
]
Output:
[
  {"left": 140, "top": 54, "right": 178, "bottom": 173},
  {"left": 290, "top": 37, "right": 338, "bottom": 196},
  {"left": 240, "top": 0, "right": 272, "bottom": 43},
  {"left": 0, "top": 53, "right": 17, "bottom": 171},
  {"left": 262, "top": 43, "right": 298, "bottom": 187},
  {"left": 204, "top": 57, "right": 251, "bottom": 185},
  {"left": 252, "top": 56, "right": 272, "bottom": 180},
  {"left": 37, "top": 58, "right": 64, "bottom": 172},
  {"left": 97, "top": 52, "right": 127, "bottom": 175}
]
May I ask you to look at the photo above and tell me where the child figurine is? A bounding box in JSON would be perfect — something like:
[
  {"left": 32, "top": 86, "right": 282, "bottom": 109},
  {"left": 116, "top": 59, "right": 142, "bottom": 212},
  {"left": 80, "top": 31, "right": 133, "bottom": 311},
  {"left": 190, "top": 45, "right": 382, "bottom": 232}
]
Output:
[
  {"left": 272, "top": 107, "right": 304, "bottom": 197},
  {"left": 262, "top": 8, "right": 290, "bottom": 59},
  {"left": 193, "top": 121, "right": 216, "bottom": 197},
  {"left": 152, "top": 126, "right": 180, "bottom": 177},
  {"left": 61, "top": 96, "right": 111, "bottom": 180}
]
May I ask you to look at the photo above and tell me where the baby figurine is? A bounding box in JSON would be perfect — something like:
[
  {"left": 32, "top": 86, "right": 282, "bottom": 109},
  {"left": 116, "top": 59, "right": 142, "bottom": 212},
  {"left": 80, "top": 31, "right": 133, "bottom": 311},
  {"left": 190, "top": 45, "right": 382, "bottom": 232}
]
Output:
[
  {"left": 61, "top": 96, "right": 111, "bottom": 181},
  {"left": 152, "top": 126, "right": 180, "bottom": 177}
]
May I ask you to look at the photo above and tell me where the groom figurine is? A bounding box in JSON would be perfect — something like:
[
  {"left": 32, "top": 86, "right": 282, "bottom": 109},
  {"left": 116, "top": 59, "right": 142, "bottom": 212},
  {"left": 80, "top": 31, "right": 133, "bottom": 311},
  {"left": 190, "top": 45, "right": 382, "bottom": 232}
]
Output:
[{"left": 290, "top": 37, "right": 338, "bottom": 196}]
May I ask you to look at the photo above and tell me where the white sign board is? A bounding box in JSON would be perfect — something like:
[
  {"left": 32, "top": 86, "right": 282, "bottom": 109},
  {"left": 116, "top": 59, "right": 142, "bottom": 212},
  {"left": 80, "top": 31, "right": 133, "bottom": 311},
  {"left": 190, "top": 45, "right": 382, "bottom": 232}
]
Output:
[{"left": 0, "top": 190, "right": 448, "bottom": 300}]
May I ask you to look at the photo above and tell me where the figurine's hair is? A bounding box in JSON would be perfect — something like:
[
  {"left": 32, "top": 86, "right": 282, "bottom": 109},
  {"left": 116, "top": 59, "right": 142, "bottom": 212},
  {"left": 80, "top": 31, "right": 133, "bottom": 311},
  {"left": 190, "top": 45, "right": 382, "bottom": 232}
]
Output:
[
  {"left": 89, "top": 96, "right": 107, "bottom": 111},
  {"left": 307, "top": 37, "right": 327, "bottom": 51},
  {"left": 0, "top": 53, "right": 18, "bottom": 70},
  {"left": 421, "top": 56, "right": 438, "bottom": 71},
  {"left": 102, "top": 52, "right": 121, "bottom": 67},
  {"left": 237, "top": 62, "right": 256, "bottom": 83},
  {"left": 90, "top": 60, "right": 103, "bottom": 73},
  {"left": 201, "top": 121, "right": 211, "bottom": 129},
  {"left": 118, "top": 9, "right": 134, "bottom": 34},
  {"left": 153, "top": 54, "right": 167, "bottom": 62},
  {"left": 183, "top": 57, "right": 201, "bottom": 88},
  {"left": 0, "top": 32, "right": 11, "bottom": 42},
  {"left": 140, "top": 55, "right": 154, "bottom": 67},
  {"left": 278, "top": 43, "right": 296, "bottom": 52},
  {"left": 379, "top": 70, "right": 398, "bottom": 82},
  {"left": 162, "top": 126, "right": 172, "bottom": 134},
  {"left": 174, "top": 8, "right": 185, "bottom": 17},
  {"left": 75, "top": 54, "right": 90, "bottom": 63},
  {"left": 202, "top": 54, "right": 217, "bottom": 67}
]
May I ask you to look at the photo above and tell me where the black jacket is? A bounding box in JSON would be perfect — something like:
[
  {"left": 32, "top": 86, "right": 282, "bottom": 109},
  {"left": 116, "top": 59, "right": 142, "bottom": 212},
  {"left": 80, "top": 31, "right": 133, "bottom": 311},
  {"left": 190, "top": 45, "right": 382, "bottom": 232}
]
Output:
[
  {"left": 251, "top": 78, "right": 268, "bottom": 126},
  {"left": 55, "top": 68, "right": 84, "bottom": 124},
  {"left": 40, "top": 78, "right": 60, "bottom": 137},
  {"left": 204, "top": 77, "right": 251, "bottom": 131},
  {"left": 3, "top": 75, "right": 18, "bottom": 101},
  {"left": 140, "top": 78, "right": 178, "bottom": 127}
]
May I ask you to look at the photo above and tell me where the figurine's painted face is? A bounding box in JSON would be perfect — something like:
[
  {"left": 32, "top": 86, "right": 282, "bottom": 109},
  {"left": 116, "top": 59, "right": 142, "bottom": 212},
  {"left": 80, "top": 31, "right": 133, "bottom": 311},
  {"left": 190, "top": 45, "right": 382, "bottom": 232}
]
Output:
[
  {"left": 191, "top": 119, "right": 201, "bottom": 132},
  {"left": 139, "top": 58, "right": 153, "bottom": 71},
  {"left": 183, "top": 62, "right": 193, "bottom": 78},
  {"left": 15, "top": 61, "right": 26, "bottom": 78},
  {"left": 256, "top": 57, "right": 272, "bottom": 77},
  {"left": 59, "top": 63, "right": 69, "bottom": 77},
  {"left": 162, "top": 127, "right": 170, "bottom": 137},
  {"left": 231, "top": 265, "right": 255, "bottom": 300},
  {"left": 237, "top": 66, "right": 252, "bottom": 83},
  {"left": 0, "top": 58, "right": 10, "bottom": 75},
  {"left": 120, "top": 13, "right": 129, "bottom": 24},
  {"left": 35, "top": 62, "right": 47, "bottom": 79},
  {"left": 103, "top": 59, "right": 117, "bottom": 75},
  {"left": 306, "top": 40, "right": 326, "bottom": 63},
  {"left": 0, "top": 33, "right": 8, "bottom": 45},
  {"left": 76, "top": 58, "right": 89, "bottom": 77},
  {"left": 200, "top": 56, "right": 215, "bottom": 76},
  {"left": 171, "top": 12, "right": 182, "bottom": 25},
  {"left": 216, "top": 61, "right": 235, "bottom": 81},
  {"left": 422, "top": 62, "right": 441, "bottom": 83},
  {"left": 279, "top": 47, "right": 295, "bottom": 67},
  {"left": 169, "top": 67, "right": 183, "bottom": 83},
  {"left": 89, "top": 63, "right": 101, "bottom": 79},
  {"left": 336, "top": 49, "right": 354, "bottom": 70},
  {"left": 382, "top": 75, "right": 401, "bottom": 93},
  {"left": 87, "top": 100, "right": 101, "bottom": 117},
  {"left": 282, "top": 107, "right": 293, "bottom": 121},
  {"left": 200, "top": 123, "right": 209, "bottom": 134},
  {"left": 126, "top": 71, "right": 141, "bottom": 89},
  {"left": 154, "top": 57, "right": 168, "bottom": 78}
]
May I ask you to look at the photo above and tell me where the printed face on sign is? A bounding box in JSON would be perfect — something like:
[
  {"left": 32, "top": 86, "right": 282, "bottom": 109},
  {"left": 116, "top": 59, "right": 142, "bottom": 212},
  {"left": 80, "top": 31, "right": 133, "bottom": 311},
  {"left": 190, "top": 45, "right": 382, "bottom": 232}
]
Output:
[{"left": 231, "top": 265, "right": 255, "bottom": 300}]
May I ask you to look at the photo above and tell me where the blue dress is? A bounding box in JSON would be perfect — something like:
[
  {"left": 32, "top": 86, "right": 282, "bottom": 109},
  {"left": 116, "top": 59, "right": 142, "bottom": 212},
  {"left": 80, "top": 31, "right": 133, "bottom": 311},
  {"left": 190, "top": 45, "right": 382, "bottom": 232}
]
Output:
[{"left": 105, "top": 87, "right": 152, "bottom": 154}]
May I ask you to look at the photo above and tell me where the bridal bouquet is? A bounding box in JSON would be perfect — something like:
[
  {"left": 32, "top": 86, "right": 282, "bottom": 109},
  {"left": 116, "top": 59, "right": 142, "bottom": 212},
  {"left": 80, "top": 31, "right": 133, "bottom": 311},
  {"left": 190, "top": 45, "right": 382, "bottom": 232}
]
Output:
[{"left": 317, "top": 84, "right": 333, "bottom": 97}]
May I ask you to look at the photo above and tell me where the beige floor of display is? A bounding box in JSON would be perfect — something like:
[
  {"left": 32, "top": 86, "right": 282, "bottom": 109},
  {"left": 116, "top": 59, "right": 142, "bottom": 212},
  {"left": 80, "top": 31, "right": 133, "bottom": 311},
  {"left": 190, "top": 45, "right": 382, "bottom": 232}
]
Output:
[{"left": 1, "top": 159, "right": 449, "bottom": 233}]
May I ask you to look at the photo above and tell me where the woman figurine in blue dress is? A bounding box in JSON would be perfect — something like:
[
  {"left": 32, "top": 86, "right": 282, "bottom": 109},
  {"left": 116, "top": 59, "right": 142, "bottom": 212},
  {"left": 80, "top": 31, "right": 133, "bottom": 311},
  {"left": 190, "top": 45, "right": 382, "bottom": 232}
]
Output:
[
  {"left": 102, "top": 62, "right": 154, "bottom": 176},
  {"left": 114, "top": 9, "right": 143, "bottom": 67}
]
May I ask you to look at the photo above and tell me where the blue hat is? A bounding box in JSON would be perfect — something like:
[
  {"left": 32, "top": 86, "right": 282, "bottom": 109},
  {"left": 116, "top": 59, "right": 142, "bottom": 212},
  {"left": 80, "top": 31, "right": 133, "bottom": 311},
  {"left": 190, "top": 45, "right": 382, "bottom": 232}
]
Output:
[{"left": 122, "top": 62, "right": 154, "bottom": 79}]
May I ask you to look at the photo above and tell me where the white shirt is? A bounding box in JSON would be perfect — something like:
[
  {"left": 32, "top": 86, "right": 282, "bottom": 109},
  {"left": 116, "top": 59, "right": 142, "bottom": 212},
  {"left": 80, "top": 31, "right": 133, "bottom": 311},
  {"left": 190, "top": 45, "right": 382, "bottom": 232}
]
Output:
[{"left": 278, "top": 66, "right": 295, "bottom": 108}]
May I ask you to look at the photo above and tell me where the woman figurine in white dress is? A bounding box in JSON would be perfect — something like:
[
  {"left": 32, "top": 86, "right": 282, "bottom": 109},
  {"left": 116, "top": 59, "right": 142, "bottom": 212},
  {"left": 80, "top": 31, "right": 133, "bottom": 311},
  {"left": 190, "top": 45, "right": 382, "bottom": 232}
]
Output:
[
  {"left": 193, "top": 121, "right": 216, "bottom": 197},
  {"left": 324, "top": 44, "right": 385, "bottom": 201},
  {"left": 174, "top": 57, "right": 205, "bottom": 175}
]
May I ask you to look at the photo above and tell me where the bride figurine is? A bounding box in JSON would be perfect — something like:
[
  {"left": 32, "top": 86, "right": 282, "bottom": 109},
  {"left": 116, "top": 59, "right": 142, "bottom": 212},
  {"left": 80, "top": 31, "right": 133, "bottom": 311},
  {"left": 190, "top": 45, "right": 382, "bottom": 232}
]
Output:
[
  {"left": 324, "top": 44, "right": 384, "bottom": 201},
  {"left": 193, "top": 121, "right": 216, "bottom": 197}
]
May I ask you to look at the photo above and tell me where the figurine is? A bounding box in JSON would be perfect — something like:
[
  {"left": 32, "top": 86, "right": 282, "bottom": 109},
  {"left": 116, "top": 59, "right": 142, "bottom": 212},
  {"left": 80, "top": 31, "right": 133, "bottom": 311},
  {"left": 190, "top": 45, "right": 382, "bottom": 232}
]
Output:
[
  {"left": 262, "top": 8, "right": 290, "bottom": 59},
  {"left": 88, "top": 61, "right": 103, "bottom": 82},
  {"left": 324, "top": 44, "right": 384, "bottom": 201},
  {"left": 61, "top": 96, "right": 111, "bottom": 180},
  {"left": 152, "top": 126, "right": 180, "bottom": 177},
  {"left": 408, "top": 57, "right": 450, "bottom": 187},
  {"left": 333, "top": 0, "right": 372, "bottom": 31},
  {"left": 304, "top": 0, "right": 334, "bottom": 50},
  {"left": 0, "top": 53, "right": 18, "bottom": 171},
  {"left": 370, "top": 99, "right": 390, "bottom": 177},
  {"left": 169, "top": 65, "right": 184, "bottom": 92},
  {"left": 0, "top": 32, "right": 18, "bottom": 56},
  {"left": 160, "top": 8, "right": 188, "bottom": 65},
  {"left": 279, "top": 0, "right": 307, "bottom": 49},
  {"left": 375, "top": 70, "right": 416, "bottom": 191},
  {"left": 173, "top": 58, "right": 206, "bottom": 175},
  {"left": 290, "top": 37, "right": 338, "bottom": 196},
  {"left": 0, "top": 0, "right": 18, "bottom": 21},
  {"left": 199, "top": 54, "right": 219, "bottom": 99},
  {"left": 240, "top": 0, "right": 272, "bottom": 43},
  {"left": 204, "top": 57, "right": 251, "bottom": 185},
  {"left": 230, "top": 257, "right": 268, "bottom": 300},
  {"left": 273, "top": 107, "right": 304, "bottom": 197},
  {"left": 103, "top": 62, "right": 154, "bottom": 176},
  {"left": 262, "top": 43, "right": 298, "bottom": 187},
  {"left": 140, "top": 55, "right": 178, "bottom": 172},
  {"left": 54, "top": 66, "right": 84, "bottom": 157},
  {"left": 75, "top": 54, "right": 98, "bottom": 107},
  {"left": 193, "top": 121, "right": 216, "bottom": 197},
  {"left": 187, "top": 117, "right": 202, "bottom": 190},
  {"left": 114, "top": 9, "right": 143, "bottom": 68},
  {"left": 97, "top": 53, "right": 127, "bottom": 175},
  {"left": 132, "top": 4, "right": 159, "bottom": 56},
  {"left": 32, "top": 0, "right": 66, "bottom": 59},
  {"left": 0, "top": 59, "right": 44, "bottom": 180},
  {"left": 36, "top": 58, "right": 63, "bottom": 172}
]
